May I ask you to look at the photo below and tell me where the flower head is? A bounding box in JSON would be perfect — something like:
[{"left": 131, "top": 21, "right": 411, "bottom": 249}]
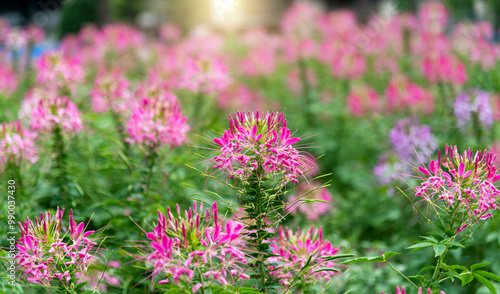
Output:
[
  {"left": 268, "top": 226, "right": 340, "bottom": 286},
  {"left": 180, "top": 56, "right": 230, "bottom": 95},
  {"left": 30, "top": 97, "right": 83, "bottom": 134},
  {"left": 454, "top": 90, "right": 493, "bottom": 129},
  {"left": 15, "top": 208, "right": 99, "bottom": 287},
  {"left": 0, "top": 62, "right": 17, "bottom": 96},
  {"left": 143, "top": 201, "right": 249, "bottom": 291},
  {"left": 415, "top": 145, "right": 500, "bottom": 232},
  {"left": 0, "top": 121, "right": 38, "bottom": 169},
  {"left": 389, "top": 118, "right": 437, "bottom": 164},
  {"left": 382, "top": 286, "right": 445, "bottom": 294},
  {"left": 126, "top": 93, "right": 189, "bottom": 149},
  {"left": 35, "top": 51, "right": 84, "bottom": 95},
  {"left": 90, "top": 69, "right": 132, "bottom": 113},
  {"left": 347, "top": 85, "right": 380, "bottom": 116},
  {"left": 212, "top": 111, "right": 312, "bottom": 185}
]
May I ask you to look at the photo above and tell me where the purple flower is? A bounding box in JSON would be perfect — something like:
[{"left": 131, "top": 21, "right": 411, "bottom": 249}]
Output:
[
  {"left": 389, "top": 118, "right": 437, "bottom": 164},
  {"left": 454, "top": 89, "right": 493, "bottom": 129}
]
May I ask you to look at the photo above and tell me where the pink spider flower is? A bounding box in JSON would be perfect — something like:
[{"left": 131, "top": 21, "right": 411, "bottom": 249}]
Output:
[
  {"left": 212, "top": 111, "right": 313, "bottom": 185},
  {"left": 286, "top": 67, "right": 318, "bottom": 96},
  {"left": 241, "top": 45, "right": 277, "bottom": 77},
  {"left": 415, "top": 145, "right": 500, "bottom": 233},
  {"left": 418, "top": 1, "right": 449, "bottom": 35},
  {"left": 347, "top": 85, "right": 381, "bottom": 116},
  {"left": 268, "top": 226, "right": 340, "bottom": 286},
  {"left": 30, "top": 97, "right": 83, "bottom": 134},
  {"left": 15, "top": 208, "right": 99, "bottom": 288},
  {"left": 0, "top": 121, "right": 38, "bottom": 169},
  {"left": 159, "top": 23, "right": 182, "bottom": 43},
  {"left": 180, "top": 56, "right": 230, "bottom": 95},
  {"left": 143, "top": 201, "right": 249, "bottom": 292},
  {"left": 18, "top": 87, "right": 58, "bottom": 120},
  {"left": 126, "top": 93, "right": 189, "bottom": 149},
  {"left": 286, "top": 182, "right": 332, "bottom": 221},
  {"left": 382, "top": 286, "right": 445, "bottom": 294},
  {"left": 216, "top": 84, "right": 268, "bottom": 112},
  {"left": 330, "top": 47, "right": 366, "bottom": 80},
  {"left": 90, "top": 69, "right": 132, "bottom": 113},
  {"left": 385, "top": 76, "right": 434, "bottom": 114},
  {"left": 35, "top": 51, "right": 84, "bottom": 95},
  {"left": 281, "top": 2, "right": 323, "bottom": 41},
  {"left": 102, "top": 24, "right": 144, "bottom": 53},
  {"left": 24, "top": 25, "right": 44, "bottom": 44},
  {"left": 0, "top": 61, "right": 17, "bottom": 96},
  {"left": 421, "top": 53, "right": 467, "bottom": 86}
]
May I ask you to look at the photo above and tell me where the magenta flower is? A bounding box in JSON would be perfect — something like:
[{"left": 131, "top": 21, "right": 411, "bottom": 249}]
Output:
[
  {"left": 382, "top": 286, "right": 445, "bottom": 294},
  {"left": 0, "top": 121, "right": 38, "bottom": 169},
  {"left": 212, "top": 111, "right": 312, "bottom": 184},
  {"left": 35, "top": 51, "right": 84, "bottom": 95},
  {"left": 180, "top": 56, "right": 230, "bottom": 95},
  {"left": 287, "top": 182, "right": 332, "bottom": 221},
  {"left": 268, "top": 226, "right": 340, "bottom": 286},
  {"left": 415, "top": 145, "right": 500, "bottom": 232},
  {"left": 0, "top": 61, "right": 17, "bottom": 96},
  {"left": 142, "top": 201, "right": 249, "bottom": 292},
  {"left": 347, "top": 85, "right": 381, "bottom": 116},
  {"left": 30, "top": 97, "right": 83, "bottom": 134},
  {"left": 90, "top": 69, "right": 132, "bottom": 113},
  {"left": 15, "top": 208, "right": 100, "bottom": 288},
  {"left": 421, "top": 53, "right": 467, "bottom": 86},
  {"left": 386, "top": 76, "right": 434, "bottom": 114},
  {"left": 126, "top": 93, "right": 189, "bottom": 149},
  {"left": 418, "top": 1, "right": 449, "bottom": 35}
]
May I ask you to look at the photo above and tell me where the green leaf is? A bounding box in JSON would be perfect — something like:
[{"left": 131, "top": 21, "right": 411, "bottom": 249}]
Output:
[
  {"left": 339, "top": 257, "right": 370, "bottom": 264},
  {"left": 433, "top": 245, "right": 446, "bottom": 257},
  {"left": 313, "top": 268, "right": 340, "bottom": 273},
  {"left": 382, "top": 252, "right": 400, "bottom": 260},
  {"left": 418, "top": 266, "right": 435, "bottom": 273},
  {"left": 407, "top": 242, "right": 435, "bottom": 252},
  {"left": 320, "top": 254, "right": 355, "bottom": 261},
  {"left": 473, "top": 273, "right": 498, "bottom": 294},
  {"left": 472, "top": 263, "right": 492, "bottom": 271},
  {"left": 443, "top": 241, "right": 465, "bottom": 248},
  {"left": 475, "top": 271, "right": 500, "bottom": 282},
  {"left": 460, "top": 273, "right": 474, "bottom": 286}
]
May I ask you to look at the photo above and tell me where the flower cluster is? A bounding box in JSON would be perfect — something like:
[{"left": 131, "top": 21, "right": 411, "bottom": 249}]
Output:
[
  {"left": 382, "top": 286, "right": 445, "bottom": 294},
  {"left": 287, "top": 182, "right": 332, "bottom": 221},
  {"left": 386, "top": 76, "right": 434, "bottom": 114},
  {"left": 347, "top": 85, "right": 380, "bottom": 117},
  {"left": 15, "top": 208, "right": 99, "bottom": 289},
  {"left": 212, "top": 111, "right": 311, "bottom": 184},
  {"left": 374, "top": 118, "right": 437, "bottom": 189},
  {"left": 126, "top": 93, "right": 189, "bottom": 149},
  {"left": 180, "top": 56, "right": 230, "bottom": 95},
  {"left": 268, "top": 226, "right": 340, "bottom": 287},
  {"left": 415, "top": 145, "right": 500, "bottom": 233},
  {"left": 90, "top": 69, "right": 132, "bottom": 113},
  {"left": 453, "top": 90, "right": 493, "bottom": 129},
  {"left": 35, "top": 51, "right": 84, "bottom": 95},
  {"left": 30, "top": 97, "right": 83, "bottom": 134},
  {"left": 0, "top": 61, "right": 17, "bottom": 96},
  {"left": 143, "top": 201, "right": 249, "bottom": 292},
  {"left": 389, "top": 118, "right": 437, "bottom": 164},
  {"left": 0, "top": 121, "right": 38, "bottom": 169}
]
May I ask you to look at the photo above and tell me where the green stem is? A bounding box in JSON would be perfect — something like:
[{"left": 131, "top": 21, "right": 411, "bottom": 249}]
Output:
[
  {"left": 385, "top": 261, "right": 419, "bottom": 290},
  {"left": 432, "top": 251, "right": 447, "bottom": 281},
  {"left": 298, "top": 59, "right": 316, "bottom": 128},
  {"left": 144, "top": 145, "right": 158, "bottom": 198},
  {"left": 53, "top": 125, "right": 68, "bottom": 203}
]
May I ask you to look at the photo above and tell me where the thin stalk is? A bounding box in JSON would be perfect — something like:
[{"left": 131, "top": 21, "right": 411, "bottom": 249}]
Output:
[
  {"left": 432, "top": 250, "right": 447, "bottom": 281},
  {"left": 385, "top": 261, "right": 419, "bottom": 290},
  {"left": 52, "top": 125, "right": 68, "bottom": 203},
  {"left": 143, "top": 145, "right": 158, "bottom": 198}
]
